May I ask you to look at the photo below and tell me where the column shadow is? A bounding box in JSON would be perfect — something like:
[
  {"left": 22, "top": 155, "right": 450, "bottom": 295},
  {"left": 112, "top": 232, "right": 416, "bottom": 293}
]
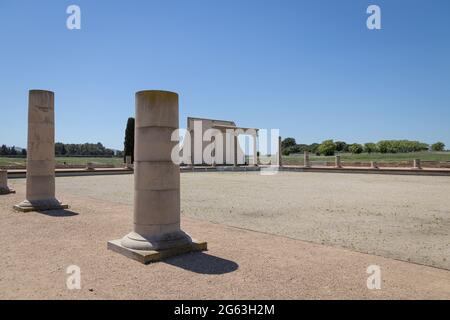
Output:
[
  {"left": 165, "top": 252, "right": 239, "bottom": 275},
  {"left": 36, "top": 209, "right": 79, "bottom": 217}
]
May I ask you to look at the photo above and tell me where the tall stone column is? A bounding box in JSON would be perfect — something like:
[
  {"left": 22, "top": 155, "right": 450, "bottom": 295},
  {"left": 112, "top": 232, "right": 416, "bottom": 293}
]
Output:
[
  {"left": 252, "top": 134, "right": 258, "bottom": 166},
  {"left": 233, "top": 134, "right": 238, "bottom": 167},
  {"left": 108, "top": 90, "right": 206, "bottom": 264},
  {"left": 0, "top": 170, "right": 15, "bottom": 195},
  {"left": 14, "top": 90, "right": 68, "bottom": 212}
]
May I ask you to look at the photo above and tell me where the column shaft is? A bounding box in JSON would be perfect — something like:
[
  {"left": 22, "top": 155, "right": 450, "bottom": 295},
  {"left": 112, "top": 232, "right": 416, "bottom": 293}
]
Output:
[{"left": 14, "top": 90, "right": 67, "bottom": 211}]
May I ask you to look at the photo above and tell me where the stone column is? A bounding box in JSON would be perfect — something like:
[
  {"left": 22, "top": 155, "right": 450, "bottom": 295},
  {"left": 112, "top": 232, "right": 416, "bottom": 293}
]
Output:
[
  {"left": 125, "top": 155, "right": 133, "bottom": 169},
  {"left": 414, "top": 159, "right": 421, "bottom": 169},
  {"left": 233, "top": 134, "right": 238, "bottom": 167},
  {"left": 278, "top": 136, "right": 283, "bottom": 167},
  {"left": 108, "top": 90, "right": 206, "bottom": 264},
  {"left": 14, "top": 90, "right": 67, "bottom": 212},
  {"left": 304, "top": 151, "right": 310, "bottom": 168},
  {"left": 211, "top": 136, "right": 216, "bottom": 167},
  {"left": 86, "top": 162, "right": 95, "bottom": 171},
  {"left": 0, "top": 170, "right": 15, "bottom": 195},
  {"left": 252, "top": 133, "right": 258, "bottom": 166},
  {"left": 335, "top": 155, "right": 342, "bottom": 168}
]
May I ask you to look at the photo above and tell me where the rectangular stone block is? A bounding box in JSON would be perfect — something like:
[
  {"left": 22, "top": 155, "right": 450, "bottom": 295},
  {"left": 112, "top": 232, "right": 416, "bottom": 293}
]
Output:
[
  {"left": 27, "top": 160, "right": 55, "bottom": 176},
  {"left": 134, "top": 127, "right": 177, "bottom": 162},
  {"left": 134, "top": 162, "right": 179, "bottom": 190},
  {"left": 27, "top": 141, "right": 54, "bottom": 161},
  {"left": 26, "top": 175, "right": 55, "bottom": 199},
  {"left": 133, "top": 190, "right": 180, "bottom": 225},
  {"left": 107, "top": 239, "right": 207, "bottom": 264},
  {"left": 135, "top": 91, "right": 179, "bottom": 129}
]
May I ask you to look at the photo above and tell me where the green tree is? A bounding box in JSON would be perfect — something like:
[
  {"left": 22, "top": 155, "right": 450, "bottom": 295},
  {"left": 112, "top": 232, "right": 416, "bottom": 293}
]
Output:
[
  {"left": 431, "top": 142, "right": 445, "bottom": 152},
  {"left": 0, "top": 145, "right": 8, "bottom": 155},
  {"left": 335, "top": 141, "right": 348, "bottom": 152},
  {"left": 10, "top": 146, "right": 17, "bottom": 156},
  {"left": 317, "top": 140, "right": 336, "bottom": 156},
  {"left": 124, "top": 117, "right": 135, "bottom": 162},
  {"left": 364, "top": 143, "right": 378, "bottom": 154},
  {"left": 349, "top": 143, "right": 363, "bottom": 154},
  {"left": 281, "top": 138, "right": 296, "bottom": 150}
]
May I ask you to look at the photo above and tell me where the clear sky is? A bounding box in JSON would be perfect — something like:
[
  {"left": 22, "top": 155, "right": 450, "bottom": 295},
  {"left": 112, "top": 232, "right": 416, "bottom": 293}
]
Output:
[{"left": 1, "top": 0, "right": 449, "bottom": 150}]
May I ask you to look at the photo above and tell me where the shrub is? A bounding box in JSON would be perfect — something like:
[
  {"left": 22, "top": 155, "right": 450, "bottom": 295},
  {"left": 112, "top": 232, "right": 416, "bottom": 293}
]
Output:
[
  {"left": 317, "top": 140, "right": 336, "bottom": 156},
  {"left": 431, "top": 142, "right": 445, "bottom": 152},
  {"left": 349, "top": 144, "right": 364, "bottom": 154},
  {"left": 335, "top": 141, "right": 348, "bottom": 152},
  {"left": 377, "top": 140, "right": 428, "bottom": 153},
  {"left": 364, "top": 143, "right": 378, "bottom": 154}
]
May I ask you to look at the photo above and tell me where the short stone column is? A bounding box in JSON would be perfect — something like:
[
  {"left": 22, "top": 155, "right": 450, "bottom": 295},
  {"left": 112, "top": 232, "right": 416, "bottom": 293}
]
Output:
[
  {"left": 0, "top": 170, "right": 15, "bottom": 195},
  {"left": 413, "top": 159, "right": 422, "bottom": 169},
  {"left": 14, "top": 90, "right": 68, "bottom": 212},
  {"left": 304, "top": 151, "right": 310, "bottom": 168},
  {"left": 371, "top": 161, "right": 378, "bottom": 169},
  {"left": 86, "top": 162, "right": 95, "bottom": 171},
  {"left": 108, "top": 90, "right": 206, "bottom": 264},
  {"left": 335, "top": 155, "right": 342, "bottom": 168},
  {"left": 278, "top": 136, "right": 283, "bottom": 167},
  {"left": 125, "top": 155, "right": 133, "bottom": 170},
  {"left": 233, "top": 134, "right": 238, "bottom": 167}
]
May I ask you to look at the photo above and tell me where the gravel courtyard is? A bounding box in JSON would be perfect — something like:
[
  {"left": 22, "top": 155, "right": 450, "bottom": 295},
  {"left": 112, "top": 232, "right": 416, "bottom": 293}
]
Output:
[
  {"left": 15, "top": 171, "right": 450, "bottom": 270},
  {"left": 1, "top": 171, "right": 450, "bottom": 299}
]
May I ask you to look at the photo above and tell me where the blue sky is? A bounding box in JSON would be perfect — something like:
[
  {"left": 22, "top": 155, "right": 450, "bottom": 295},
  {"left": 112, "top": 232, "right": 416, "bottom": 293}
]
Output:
[{"left": 1, "top": 0, "right": 449, "bottom": 150}]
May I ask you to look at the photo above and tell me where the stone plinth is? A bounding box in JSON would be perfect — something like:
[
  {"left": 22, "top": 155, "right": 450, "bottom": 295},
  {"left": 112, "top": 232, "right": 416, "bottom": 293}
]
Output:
[
  {"left": 14, "top": 90, "right": 68, "bottom": 212},
  {"left": 108, "top": 90, "right": 206, "bottom": 263},
  {"left": 0, "top": 170, "right": 15, "bottom": 195}
]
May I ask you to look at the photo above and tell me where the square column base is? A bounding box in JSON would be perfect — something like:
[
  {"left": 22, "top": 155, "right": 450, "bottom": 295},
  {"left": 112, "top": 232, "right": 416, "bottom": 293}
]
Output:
[
  {"left": 13, "top": 203, "right": 69, "bottom": 212},
  {"left": 107, "top": 239, "right": 207, "bottom": 264}
]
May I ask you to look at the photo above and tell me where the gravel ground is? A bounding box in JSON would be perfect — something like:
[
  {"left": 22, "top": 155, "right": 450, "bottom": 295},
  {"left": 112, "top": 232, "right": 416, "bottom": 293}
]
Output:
[
  {"left": 30, "top": 171, "right": 450, "bottom": 270},
  {"left": 1, "top": 172, "right": 449, "bottom": 299}
]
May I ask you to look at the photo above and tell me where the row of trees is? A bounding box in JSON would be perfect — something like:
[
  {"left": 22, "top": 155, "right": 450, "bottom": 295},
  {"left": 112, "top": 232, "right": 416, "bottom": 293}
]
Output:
[
  {"left": 55, "top": 142, "right": 119, "bottom": 156},
  {"left": 1, "top": 143, "right": 120, "bottom": 157},
  {"left": 0, "top": 145, "right": 26, "bottom": 156},
  {"left": 282, "top": 139, "right": 446, "bottom": 156}
]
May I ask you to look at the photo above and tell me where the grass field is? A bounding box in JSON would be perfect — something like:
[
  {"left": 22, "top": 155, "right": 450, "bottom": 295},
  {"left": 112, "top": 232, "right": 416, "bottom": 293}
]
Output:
[
  {"left": 0, "top": 157, "right": 123, "bottom": 168},
  {"left": 1, "top": 152, "right": 450, "bottom": 168},
  {"left": 281, "top": 151, "right": 450, "bottom": 166}
]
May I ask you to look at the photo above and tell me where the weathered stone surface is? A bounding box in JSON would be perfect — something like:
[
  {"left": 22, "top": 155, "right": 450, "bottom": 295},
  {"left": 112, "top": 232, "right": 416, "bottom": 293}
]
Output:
[
  {"left": 14, "top": 90, "right": 68, "bottom": 212},
  {"left": 109, "top": 90, "right": 206, "bottom": 262},
  {"left": 0, "top": 170, "right": 15, "bottom": 195}
]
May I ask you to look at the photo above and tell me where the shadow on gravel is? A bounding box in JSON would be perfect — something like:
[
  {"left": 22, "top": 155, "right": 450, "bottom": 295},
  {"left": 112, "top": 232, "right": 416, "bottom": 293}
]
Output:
[
  {"left": 165, "top": 252, "right": 239, "bottom": 275},
  {"left": 36, "top": 209, "right": 79, "bottom": 217}
]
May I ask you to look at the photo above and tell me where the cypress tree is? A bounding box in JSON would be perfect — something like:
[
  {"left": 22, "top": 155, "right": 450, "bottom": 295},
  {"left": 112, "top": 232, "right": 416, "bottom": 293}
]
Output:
[{"left": 123, "top": 117, "right": 135, "bottom": 163}]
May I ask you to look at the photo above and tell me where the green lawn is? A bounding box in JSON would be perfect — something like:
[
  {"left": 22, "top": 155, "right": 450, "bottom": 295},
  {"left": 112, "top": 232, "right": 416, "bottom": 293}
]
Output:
[
  {"left": 2, "top": 152, "right": 450, "bottom": 168},
  {"left": 0, "top": 157, "right": 124, "bottom": 168},
  {"left": 281, "top": 152, "right": 450, "bottom": 165}
]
